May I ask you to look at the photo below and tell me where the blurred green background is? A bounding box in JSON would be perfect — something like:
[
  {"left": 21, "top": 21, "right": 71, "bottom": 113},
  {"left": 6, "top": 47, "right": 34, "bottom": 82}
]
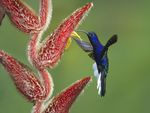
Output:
[{"left": 0, "top": 0, "right": 150, "bottom": 113}]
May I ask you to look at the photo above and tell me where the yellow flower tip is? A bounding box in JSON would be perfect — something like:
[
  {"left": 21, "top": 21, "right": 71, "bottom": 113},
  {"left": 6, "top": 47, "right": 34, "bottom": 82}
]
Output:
[
  {"left": 65, "top": 31, "right": 82, "bottom": 50},
  {"left": 65, "top": 38, "right": 72, "bottom": 50},
  {"left": 71, "top": 31, "right": 82, "bottom": 40}
]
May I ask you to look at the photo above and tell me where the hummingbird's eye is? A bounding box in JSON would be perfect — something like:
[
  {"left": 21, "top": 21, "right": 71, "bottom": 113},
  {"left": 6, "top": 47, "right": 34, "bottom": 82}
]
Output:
[{"left": 88, "top": 32, "right": 95, "bottom": 38}]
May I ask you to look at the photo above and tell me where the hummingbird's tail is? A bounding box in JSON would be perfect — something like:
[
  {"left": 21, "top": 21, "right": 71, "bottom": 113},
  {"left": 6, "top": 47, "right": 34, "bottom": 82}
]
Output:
[
  {"left": 93, "top": 63, "right": 107, "bottom": 96},
  {"left": 100, "top": 72, "right": 106, "bottom": 96},
  {"left": 97, "top": 71, "right": 106, "bottom": 96}
]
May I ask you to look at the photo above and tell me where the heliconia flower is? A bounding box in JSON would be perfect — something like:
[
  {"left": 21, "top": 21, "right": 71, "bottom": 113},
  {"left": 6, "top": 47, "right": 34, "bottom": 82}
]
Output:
[
  {"left": 0, "top": 49, "right": 91, "bottom": 113},
  {"left": 27, "top": 3, "right": 93, "bottom": 69},
  {"left": 0, "top": 0, "right": 52, "bottom": 33},
  {"left": 73, "top": 31, "right": 118, "bottom": 96},
  {"left": 0, "top": 1, "right": 94, "bottom": 113},
  {"left": 26, "top": 4, "right": 93, "bottom": 109},
  {"left": 0, "top": 50, "right": 54, "bottom": 103},
  {"left": 39, "top": 0, "right": 52, "bottom": 32},
  {"left": 42, "top": 77, "right": 91, "bottom": 113}
]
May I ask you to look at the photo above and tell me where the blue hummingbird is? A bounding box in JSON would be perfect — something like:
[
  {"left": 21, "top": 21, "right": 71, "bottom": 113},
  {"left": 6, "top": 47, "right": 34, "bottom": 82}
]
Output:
[{"left": 73, "top": 31, "right": 117, "bottom": 96}]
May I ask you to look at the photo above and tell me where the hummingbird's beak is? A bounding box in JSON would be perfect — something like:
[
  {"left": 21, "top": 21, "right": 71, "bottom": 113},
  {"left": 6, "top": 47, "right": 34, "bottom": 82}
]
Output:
[
  {"left": 75, "top": 30, "right": 89, "bottom": 36},
  {"left": 65, "top": 31, "right": 82, "bottom": 50}
]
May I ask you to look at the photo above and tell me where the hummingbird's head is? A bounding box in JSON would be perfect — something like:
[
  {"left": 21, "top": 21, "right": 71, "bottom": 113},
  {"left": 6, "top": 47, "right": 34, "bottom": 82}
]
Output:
[{"left": 87, "top": 32, "right": 103, "bottom": 48}]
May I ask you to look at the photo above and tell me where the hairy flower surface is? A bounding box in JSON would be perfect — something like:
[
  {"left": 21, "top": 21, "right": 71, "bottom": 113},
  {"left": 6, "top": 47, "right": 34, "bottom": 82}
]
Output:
[
  {"left": 0, "top": 50, "right": 46, "bottom": 102},
  {"left": 43, "top": 77, "right": 91, "bottom": 113},
  {"left": 0, "top": 1, "right": 94, "bottom": 113},
  {"left": 30, "top": 3, "right": 93, "bottom": 69},
  {"left": 0, "top": 0, "right": 52, "bottom": 33}
]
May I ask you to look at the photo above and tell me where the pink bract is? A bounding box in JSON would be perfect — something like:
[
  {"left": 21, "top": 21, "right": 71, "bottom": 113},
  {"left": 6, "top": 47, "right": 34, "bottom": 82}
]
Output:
[{"left": 0, "top": 1, "right": 93, "bottom": 113}]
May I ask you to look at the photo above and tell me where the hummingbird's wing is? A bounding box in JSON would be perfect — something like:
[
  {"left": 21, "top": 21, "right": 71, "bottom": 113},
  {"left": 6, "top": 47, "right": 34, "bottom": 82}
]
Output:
[
  {"left": 105, "top": 34, "right": 118, "bottom": 48},
  {"left": 98, "top": 34, "right": 118, "bottom": 61},
  {"left": 73, "top": 37, "right": 93, "bottom": 52},
  {"left": 88, "top": 52, "right": 95, "bottom": 60}
]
